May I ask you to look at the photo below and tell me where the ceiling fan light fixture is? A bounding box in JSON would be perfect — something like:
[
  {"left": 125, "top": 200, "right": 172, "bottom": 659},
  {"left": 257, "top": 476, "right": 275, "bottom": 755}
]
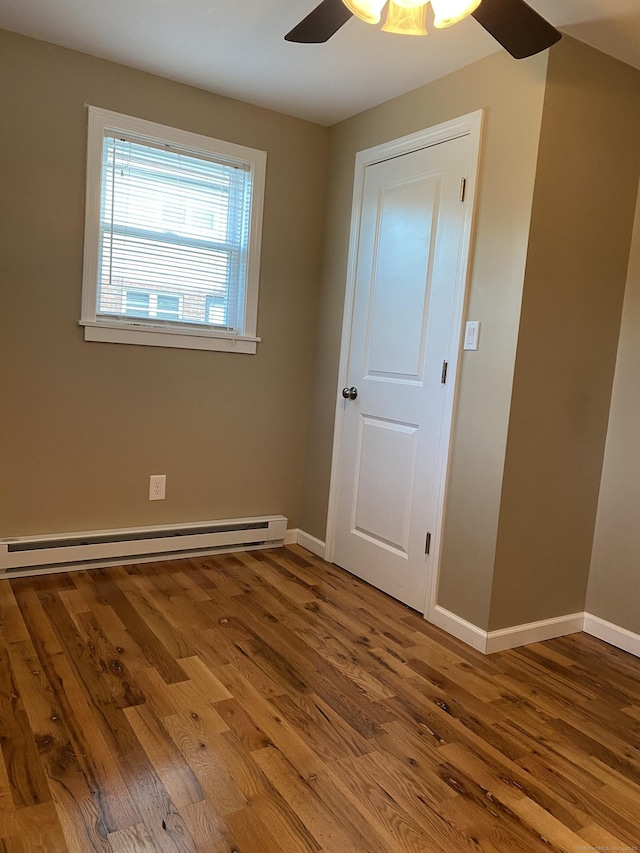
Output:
[
  {"left": 341, "top": 0, "right": 388, "bottom": 24},
  {"left": 382, "top": 1, "right": 428, "bottom": 35},
  {"left": 431, "top": 0, "right": 481, "bottom": 28},
  {"left": 389, "top": 0, "right": 428, "bottom": 8}
]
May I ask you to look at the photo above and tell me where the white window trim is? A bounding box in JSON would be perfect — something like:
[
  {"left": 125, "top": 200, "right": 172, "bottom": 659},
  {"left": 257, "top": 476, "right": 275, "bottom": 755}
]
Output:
[{"left": 80, "top": 106, "right": 266, "bottom": 354}]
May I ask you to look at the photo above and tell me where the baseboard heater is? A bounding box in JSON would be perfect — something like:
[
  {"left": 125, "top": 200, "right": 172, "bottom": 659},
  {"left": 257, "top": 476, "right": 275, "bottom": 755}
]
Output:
[{"left": 0, "top": 515, "right": 287, "bottom": 579}]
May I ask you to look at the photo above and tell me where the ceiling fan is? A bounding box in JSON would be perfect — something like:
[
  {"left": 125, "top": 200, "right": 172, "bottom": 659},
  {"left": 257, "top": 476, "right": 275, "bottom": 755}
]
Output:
[{"left": 285, "top": 0, "right": 562, "bottom": 60}]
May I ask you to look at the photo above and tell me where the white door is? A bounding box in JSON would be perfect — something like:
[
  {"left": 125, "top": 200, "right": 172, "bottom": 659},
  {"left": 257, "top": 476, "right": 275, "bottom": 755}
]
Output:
[{"left": 330, "top": 127, "right": 476, "bottom": 612}]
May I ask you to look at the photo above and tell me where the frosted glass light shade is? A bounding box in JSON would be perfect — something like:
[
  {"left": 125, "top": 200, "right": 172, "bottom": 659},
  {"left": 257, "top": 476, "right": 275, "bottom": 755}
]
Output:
[
  {"left": 431, "top": 0, "right": 481, "bottom": 28},
  {"left": 392, "top": 0, "right": 428, "bottom": 8},
  {"left": 342, "top": 0, "right": 388, "bottom": 24},
  {"left": 382, "top": 1, "right": 428, "bottom": 34}
]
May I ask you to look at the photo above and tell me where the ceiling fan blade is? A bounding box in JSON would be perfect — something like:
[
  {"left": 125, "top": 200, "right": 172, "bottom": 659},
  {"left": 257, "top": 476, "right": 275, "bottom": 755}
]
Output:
[
  {"left": 285, "top": 0, "right": 354, "bottom": 43},
  {"left": 471, "top": 0, "right": 561, "bottom": 59}
]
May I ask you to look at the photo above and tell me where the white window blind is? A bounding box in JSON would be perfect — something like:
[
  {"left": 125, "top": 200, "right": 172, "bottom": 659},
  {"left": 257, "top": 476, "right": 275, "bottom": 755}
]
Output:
[{"left": 97, "top": 135, "right": 252, "bottom": 333}]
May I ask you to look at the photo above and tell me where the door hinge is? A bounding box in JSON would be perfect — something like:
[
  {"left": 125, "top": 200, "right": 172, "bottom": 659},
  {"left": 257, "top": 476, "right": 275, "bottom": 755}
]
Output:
[
  {"left": 460, "top": 177, "right": 467, "bottom": 202},
  {"left": 441, "top": 360, "right": 448, "bottom": 384},
  {"left": 425, "top": 532, "right": 432, "bottom": 555}
]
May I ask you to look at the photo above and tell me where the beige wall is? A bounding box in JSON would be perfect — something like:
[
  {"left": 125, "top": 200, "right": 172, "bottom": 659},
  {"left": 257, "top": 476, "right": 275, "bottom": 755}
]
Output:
[
  {"left": 0, "top": 29, "right": 327, "bottom": 536},
  {"left": 489, "top": 40, "right": 640, "bottom": 630},
  {"left": 300, "top": 50, "right": 549, "bottom": 628},
  {"left": 587, "top": 184, "right": 640, "bottom": 633}
]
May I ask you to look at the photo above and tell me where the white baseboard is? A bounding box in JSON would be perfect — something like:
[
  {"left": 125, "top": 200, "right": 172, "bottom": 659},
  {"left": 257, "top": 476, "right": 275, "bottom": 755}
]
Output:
[
  {"left": 430, "top": 605, "right": 584, "bottom": 654},
  {"left": 431, "top": 606, "right": 640, "bottom": 658},
  {"left": 295, "top": 530, "right": 326, "bottom": 560},
  {"left": 583, "top": 612, "right": 640, "bottom": 658},
  {"left": 284, "top": 528, "right": 327, "bottom": 559},
  {"left": 284, "top": 528, "right": 298, "bottom": 546},
  {"left": 430, "top": 605, "right": 488, "bottom": 653},
  {"left": 485, "top": 612, "right": 584, "bottom": 653}
]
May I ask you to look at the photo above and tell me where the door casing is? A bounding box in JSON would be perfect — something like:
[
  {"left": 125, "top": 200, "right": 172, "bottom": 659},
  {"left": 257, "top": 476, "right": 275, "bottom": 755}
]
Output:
[{"left": 325, "top": 110, "right": 484, "bottom": 621}]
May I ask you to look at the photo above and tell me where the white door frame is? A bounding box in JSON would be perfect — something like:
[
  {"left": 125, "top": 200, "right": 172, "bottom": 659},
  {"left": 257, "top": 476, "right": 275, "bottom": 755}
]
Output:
[{"left": 325, "top": 109, "right": 484, "bottom": 622}]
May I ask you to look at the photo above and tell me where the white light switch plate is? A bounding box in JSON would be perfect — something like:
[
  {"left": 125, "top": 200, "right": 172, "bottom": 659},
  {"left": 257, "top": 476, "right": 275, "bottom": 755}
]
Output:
[{"left": 464, "top": 321, "right": 480, "bottom": 351}]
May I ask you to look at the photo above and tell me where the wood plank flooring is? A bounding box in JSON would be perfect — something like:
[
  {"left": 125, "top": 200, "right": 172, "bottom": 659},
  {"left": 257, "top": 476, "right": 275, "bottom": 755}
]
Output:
[{"left": 0, "top": 544, "right": 639, "bottom": 851}]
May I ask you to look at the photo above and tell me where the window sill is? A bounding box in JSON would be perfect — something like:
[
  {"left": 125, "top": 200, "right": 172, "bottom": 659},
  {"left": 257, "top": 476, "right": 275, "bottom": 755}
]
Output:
[{"left": 80, "top": 321, "right": 260, "bottom": 354}]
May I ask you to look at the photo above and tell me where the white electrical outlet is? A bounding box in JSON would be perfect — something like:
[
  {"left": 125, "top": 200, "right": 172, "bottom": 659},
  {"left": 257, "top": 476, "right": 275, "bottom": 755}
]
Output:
[{"left": 149, "top": 474, "right": 166, "bottom": 501}]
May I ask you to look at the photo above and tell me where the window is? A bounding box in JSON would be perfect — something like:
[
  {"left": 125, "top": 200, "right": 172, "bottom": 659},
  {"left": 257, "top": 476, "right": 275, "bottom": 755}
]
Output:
[
  {"left": 205, "top": 294, "right": 227, "bottom": 327},
  {"left": 124, "top": 291, "right": 150, "bottom": 318},
  {"left": 80, "top": 107, "right": 266, "bottom": 353},
  {"left": 124, "top": 291, "right": 181, "bottom": 321}
]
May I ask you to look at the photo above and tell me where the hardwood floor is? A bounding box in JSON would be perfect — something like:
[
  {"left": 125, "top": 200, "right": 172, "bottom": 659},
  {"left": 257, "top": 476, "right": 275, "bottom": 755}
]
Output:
[{"left": 0, "top": 545, "right": 639, "bottom": 852}]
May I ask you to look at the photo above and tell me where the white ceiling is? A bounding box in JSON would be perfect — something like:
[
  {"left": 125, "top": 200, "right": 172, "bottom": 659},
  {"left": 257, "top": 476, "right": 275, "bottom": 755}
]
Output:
[{"left": 1, "top": 0, "right": 639, "bottom": 125}]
